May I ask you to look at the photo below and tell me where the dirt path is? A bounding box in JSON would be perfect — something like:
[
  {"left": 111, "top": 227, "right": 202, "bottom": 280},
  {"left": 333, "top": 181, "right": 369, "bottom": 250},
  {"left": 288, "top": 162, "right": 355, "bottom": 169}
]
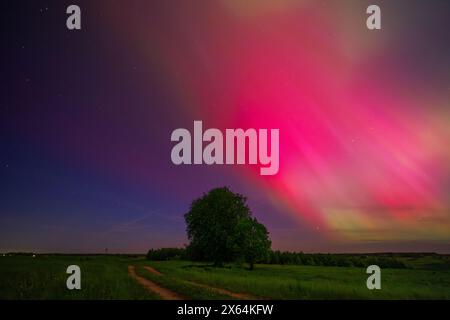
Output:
[
  {"left": 128, "top": 265, "right": 185, "bottom": 300},
  {"left": 141, "top": 265, "right": 258, "bottom": 300},
  {"left": 184, "top": 280, "right": 257, "bottom": 300}
]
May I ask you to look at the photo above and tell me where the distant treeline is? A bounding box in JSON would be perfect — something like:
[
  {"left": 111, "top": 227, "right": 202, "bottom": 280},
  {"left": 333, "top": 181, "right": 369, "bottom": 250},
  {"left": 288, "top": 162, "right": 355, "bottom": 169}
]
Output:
[
  {"left": 265, "top": 251, "right": 407, "bottom": 268},
  {"left": 147, "top": 248, "right": 187, "bottom": 261},
  {"left": 145, "top": 248, "right": 422, "bottom": 268}
]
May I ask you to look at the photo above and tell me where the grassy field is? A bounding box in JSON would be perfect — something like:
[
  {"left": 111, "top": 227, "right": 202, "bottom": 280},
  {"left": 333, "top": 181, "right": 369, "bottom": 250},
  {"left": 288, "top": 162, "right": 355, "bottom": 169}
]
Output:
[
  {"left": 0, "top": 254, "right": 449, "bottom": 299},
  {"left": 0, "top": 255, "right": 158, "bottom": 300}
]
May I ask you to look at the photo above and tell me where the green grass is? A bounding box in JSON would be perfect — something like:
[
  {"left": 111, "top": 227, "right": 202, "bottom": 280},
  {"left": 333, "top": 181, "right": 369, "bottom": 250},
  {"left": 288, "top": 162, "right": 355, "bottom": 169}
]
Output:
[
  {"left": 0, "top": 255, "right": 158, "bottom": 299},
  {"left": 399, "top": 254, "right": 450, "bottom": 270},
  {"left": 140, "top": 260, "right": 450, "bottom": 299},
  {"left": 1, "top": 255, "right": 449, "bottom": 299}
]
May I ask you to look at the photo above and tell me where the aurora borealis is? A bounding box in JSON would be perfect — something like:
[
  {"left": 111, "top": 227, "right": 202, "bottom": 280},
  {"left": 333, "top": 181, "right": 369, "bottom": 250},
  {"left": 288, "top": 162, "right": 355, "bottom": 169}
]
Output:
[{"left": 1, "top": 0, "right": 450, "bottom": 253}]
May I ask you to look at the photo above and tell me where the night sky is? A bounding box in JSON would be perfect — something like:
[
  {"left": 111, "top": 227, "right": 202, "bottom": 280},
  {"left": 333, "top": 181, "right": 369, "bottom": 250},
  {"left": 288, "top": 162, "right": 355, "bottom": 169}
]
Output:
[{"left": 1, "top": 0, "right": 450, "bottom": 253}]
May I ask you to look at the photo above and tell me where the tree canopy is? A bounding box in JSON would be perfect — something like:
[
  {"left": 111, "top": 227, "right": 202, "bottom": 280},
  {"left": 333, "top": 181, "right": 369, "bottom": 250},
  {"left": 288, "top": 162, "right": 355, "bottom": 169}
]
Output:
[{"left": 184, "top": 187, "right": 271, "bottom": 268}]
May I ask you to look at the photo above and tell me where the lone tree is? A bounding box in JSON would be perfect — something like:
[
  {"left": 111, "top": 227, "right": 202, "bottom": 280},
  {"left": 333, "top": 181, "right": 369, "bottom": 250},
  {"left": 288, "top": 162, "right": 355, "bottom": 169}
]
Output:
[{"left": 184, "top": 187, "right": 271, "bottom": 269}]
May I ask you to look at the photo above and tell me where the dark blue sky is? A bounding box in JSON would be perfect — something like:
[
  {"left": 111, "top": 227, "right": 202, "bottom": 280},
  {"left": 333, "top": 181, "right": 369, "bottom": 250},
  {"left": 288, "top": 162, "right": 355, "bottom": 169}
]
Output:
[{"left": 1, "top": 1, "right": 449, "bottom": 253}]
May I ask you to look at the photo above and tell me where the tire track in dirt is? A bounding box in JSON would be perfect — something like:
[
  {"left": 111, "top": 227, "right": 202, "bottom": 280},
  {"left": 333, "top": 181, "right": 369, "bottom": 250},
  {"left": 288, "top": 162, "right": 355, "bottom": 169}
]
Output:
[
  {"left": 144, "top": 266, "right": 163, "bottom": 276},
  {"left": 184, "top": 280, "right": 258, "bottom": 300},
  {"left": 128, "top": 265, "right": 185, "bottom": 300},
  {"left": 144, "top": 265, "right": 258, "bottom": 300}
]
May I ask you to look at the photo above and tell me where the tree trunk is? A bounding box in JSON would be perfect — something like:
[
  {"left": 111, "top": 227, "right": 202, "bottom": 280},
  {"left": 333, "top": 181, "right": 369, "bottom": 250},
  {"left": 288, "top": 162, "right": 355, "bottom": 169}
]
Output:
[{"left": 250, "top": 261, "right": 254, "bottom": 270}]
